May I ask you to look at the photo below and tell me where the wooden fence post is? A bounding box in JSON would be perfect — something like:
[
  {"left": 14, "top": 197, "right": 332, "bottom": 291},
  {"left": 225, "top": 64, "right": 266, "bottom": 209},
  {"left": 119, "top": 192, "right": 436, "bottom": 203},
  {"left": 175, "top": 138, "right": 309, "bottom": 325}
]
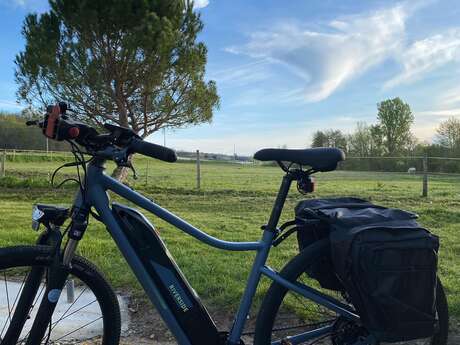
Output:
[
  {"left": 422, "top": 155, "right": 428, "bottom": 197},
  {"left": 196, "top": 150, "right": 201, "bottom": 190},
  {"left": 1, "top": 151, "right": 5, "bottom": 177}
]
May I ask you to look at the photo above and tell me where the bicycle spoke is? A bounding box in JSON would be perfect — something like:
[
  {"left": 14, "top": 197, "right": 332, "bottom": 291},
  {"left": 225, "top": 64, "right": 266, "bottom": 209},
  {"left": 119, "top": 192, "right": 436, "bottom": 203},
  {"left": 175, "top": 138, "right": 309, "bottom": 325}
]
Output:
[
  {"left": 0, "top": 247, "right": 117, "bottom": 344},
  {"left": 0, "top": 272, "right": 28, "bottom": 339},
  {"left": 51, "top": 298, "right": 97, "bottom": 329},
  {"left": 269, "top": 270, "right": 351, "bottom": 345},
  {"left": 10, "top": 274, "right": 28, "bottom": 313},
  {"left": 18, "top": 276, "right": 50, "bottom": 344},
  {"left": 50, "top": 286, "right": 87, "bottom": 331},
  {"left": 18, "top": 282, "right": 48, "bottom": 343},
  {"left": 32, "top": 281, "right": 46, "bottom": 309},
  {"left": 4, "top": 272, "right": 11, "bottom": 321},
  {"left": 18, "top": 284, "right": 102, "bottom": 344},
  {"left": 52, "top": 316, "right": 102, "bottom": 342},
  {"left": 0, "top": 271, "right": 13, "bottom": 339}
]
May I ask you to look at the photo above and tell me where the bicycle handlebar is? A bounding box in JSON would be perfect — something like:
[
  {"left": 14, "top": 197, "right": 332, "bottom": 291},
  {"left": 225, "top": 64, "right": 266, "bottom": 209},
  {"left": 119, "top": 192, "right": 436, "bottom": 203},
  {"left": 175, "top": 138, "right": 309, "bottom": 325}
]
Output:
[
  {"left": 27, "top": 104, "right": 177, "bottom": 164},
  {"left": 130, "top": 138, "right": 177, "bottom": 163}
]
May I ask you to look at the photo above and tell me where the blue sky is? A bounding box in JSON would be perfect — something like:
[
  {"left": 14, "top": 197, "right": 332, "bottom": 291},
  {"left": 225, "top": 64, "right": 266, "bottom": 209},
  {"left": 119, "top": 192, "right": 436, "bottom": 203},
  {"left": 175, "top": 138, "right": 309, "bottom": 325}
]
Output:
[{"left": 1, "top": 0, "right": 460, "bottom": 155}]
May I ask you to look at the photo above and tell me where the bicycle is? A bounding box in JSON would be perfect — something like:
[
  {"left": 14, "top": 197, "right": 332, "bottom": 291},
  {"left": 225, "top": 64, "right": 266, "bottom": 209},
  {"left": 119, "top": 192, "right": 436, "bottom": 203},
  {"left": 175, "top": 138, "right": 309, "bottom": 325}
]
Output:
[{"left": 0, "top": 103, "right": 449, "bottom": 345}]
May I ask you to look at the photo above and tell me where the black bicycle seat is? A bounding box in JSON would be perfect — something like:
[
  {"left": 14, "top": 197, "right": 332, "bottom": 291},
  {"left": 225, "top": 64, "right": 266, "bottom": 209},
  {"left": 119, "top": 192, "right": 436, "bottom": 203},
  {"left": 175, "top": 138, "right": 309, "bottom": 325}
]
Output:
[{"left": 254, "top": 147, "right": 345, "bottom": 172}]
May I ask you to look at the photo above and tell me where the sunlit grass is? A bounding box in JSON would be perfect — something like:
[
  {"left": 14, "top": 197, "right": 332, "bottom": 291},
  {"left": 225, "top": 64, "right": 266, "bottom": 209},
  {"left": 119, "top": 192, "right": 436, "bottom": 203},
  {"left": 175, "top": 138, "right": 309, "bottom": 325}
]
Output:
[{"left": 0, "top": 158, "right": 458, "bottom": 318}]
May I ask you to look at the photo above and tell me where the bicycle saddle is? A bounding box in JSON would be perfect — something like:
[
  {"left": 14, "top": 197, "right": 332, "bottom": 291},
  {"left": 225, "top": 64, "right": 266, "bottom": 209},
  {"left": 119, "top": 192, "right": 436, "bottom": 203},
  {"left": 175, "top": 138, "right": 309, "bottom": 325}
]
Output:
[{"left": 254, "top": 147, "right": 345, "bottom": 172}]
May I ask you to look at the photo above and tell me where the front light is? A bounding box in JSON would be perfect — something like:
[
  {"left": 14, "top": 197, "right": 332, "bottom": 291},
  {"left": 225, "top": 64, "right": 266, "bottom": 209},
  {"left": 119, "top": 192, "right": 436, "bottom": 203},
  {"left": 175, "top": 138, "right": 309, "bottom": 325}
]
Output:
[{"left": 32, "top": 205, "right": 44, "bottom": 231}]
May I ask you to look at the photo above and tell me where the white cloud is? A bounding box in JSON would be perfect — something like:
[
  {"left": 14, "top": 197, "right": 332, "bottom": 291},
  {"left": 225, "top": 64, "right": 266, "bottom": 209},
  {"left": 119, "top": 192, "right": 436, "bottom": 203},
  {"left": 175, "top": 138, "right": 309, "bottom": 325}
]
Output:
[
  {"left": 225, "top": 1, "right": 460, "bottom": 102},
  {"left": 384, "top": 29, "right": 460, "bottom": 88},
  {"left": 193, "top": 0, "right": 209, "bottom": 9},
  {"left": 227, "top": 4, "right": 409, "bottom": 102}
]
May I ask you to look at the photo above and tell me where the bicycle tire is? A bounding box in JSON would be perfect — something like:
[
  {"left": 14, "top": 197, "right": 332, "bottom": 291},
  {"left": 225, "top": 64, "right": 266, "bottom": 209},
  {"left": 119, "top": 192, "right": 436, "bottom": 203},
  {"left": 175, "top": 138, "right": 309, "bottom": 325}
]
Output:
[
  {"left": 254, "top": 240, "right": 449, "bottom": 345},
  {"left": 0, "top": 245, "right": 121, "bottom": 345}
]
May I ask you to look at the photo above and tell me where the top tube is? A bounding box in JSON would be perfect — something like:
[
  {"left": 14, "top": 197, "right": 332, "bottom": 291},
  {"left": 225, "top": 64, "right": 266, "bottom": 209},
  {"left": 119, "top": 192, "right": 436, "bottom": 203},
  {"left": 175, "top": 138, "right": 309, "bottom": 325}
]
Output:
[{"left": 86, "top": 162, "right": 265, "bottom": 252}]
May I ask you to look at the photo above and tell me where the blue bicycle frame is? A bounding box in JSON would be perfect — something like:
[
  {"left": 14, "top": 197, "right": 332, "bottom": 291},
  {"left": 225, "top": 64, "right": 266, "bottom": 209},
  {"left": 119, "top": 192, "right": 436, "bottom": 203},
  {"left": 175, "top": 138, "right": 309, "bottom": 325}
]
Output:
[{"left": 72, "top": 159, "right": 360, "bottom": 345}]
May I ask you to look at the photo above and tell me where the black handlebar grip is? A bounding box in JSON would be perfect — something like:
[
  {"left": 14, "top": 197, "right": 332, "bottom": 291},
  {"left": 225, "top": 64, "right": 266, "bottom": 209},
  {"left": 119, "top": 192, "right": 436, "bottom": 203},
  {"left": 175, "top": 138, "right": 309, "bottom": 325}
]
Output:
[{"left": 130, "top": 138, "right": 177, "bottom": 163}]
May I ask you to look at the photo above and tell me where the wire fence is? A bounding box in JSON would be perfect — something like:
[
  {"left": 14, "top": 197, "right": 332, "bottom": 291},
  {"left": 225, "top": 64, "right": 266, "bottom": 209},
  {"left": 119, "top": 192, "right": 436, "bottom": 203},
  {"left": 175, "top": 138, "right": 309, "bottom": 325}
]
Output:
[
  {"left": 1, "top": 149, "right": 460, "bottom": 197},
  {"left": 341, "top": 156, "right": 460, "bottom": 175}
]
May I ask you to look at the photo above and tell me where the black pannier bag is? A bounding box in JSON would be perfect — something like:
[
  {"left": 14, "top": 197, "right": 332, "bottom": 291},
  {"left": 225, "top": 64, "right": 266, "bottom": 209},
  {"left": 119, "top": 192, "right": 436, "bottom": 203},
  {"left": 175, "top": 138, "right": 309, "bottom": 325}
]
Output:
[
  {"left": 295, "top": 199, "right": 351, "bottom": 291},
  {"left": 295, "top": 197, "right": 439, "bottom": 342}
]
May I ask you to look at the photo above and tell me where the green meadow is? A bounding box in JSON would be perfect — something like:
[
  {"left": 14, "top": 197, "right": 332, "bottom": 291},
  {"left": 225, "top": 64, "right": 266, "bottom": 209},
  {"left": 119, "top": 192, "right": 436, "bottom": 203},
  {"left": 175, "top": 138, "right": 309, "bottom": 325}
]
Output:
[{"left": 0, "top": 156, "right": 459, "bottom": 319}]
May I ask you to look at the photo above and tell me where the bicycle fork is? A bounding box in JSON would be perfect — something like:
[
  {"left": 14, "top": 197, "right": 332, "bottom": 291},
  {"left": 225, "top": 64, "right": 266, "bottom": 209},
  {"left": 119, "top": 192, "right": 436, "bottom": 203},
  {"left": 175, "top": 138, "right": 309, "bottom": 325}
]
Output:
[
  {"left": 24, "top": 254, "right": 71, "bottom": 344},
  {"left": 2, "top": 224, "right": 82, "bottom": 345}
]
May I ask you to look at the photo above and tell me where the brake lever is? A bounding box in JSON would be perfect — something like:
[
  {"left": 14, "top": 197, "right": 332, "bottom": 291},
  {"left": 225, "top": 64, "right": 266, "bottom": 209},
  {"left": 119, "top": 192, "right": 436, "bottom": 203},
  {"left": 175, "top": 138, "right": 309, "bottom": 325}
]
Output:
[
  {"left": 96, "top": 146, "right": 137, "bottom": 179},
  {"left": 127, "top": 162, "right": 138, "bottom": 180},
  {"left": 114, "top": 154, "right": 138, "bottom": 180}
]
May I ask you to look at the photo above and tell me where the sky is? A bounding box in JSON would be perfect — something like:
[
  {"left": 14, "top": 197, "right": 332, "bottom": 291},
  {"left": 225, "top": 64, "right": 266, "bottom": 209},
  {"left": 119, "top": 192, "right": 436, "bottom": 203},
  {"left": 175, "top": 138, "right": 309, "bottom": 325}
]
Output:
[{"left": 1, "top": 0, "right": 460, "bottom": 155}]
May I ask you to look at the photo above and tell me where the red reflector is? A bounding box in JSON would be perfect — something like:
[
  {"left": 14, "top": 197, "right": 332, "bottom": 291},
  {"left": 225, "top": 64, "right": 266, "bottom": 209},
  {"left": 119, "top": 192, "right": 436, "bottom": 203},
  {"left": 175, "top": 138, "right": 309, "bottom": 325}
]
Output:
[{"left": 68, "top": 127, "right": 80, "bottom": 138}]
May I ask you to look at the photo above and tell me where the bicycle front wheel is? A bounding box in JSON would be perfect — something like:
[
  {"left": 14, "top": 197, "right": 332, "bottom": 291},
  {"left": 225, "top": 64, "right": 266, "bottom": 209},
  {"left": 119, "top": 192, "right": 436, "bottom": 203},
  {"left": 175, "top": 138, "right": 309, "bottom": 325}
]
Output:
[
  {"left": 0, "top": 245, "right": 121, "bottom": 345},
  {"left": 254, "top": 240, "right": 449, "bottom": 345}
]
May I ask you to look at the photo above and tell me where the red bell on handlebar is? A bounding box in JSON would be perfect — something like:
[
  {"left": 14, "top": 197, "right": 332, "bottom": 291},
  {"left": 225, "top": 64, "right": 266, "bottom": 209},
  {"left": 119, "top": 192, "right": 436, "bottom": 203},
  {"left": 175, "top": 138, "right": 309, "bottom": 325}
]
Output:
[{"left": 68, "top": 127, "right": 80, "bottom": 139}]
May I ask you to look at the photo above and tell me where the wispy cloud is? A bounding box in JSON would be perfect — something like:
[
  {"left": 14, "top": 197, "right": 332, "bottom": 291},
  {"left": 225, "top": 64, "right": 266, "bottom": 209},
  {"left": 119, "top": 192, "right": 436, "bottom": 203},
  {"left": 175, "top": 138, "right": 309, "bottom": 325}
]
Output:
[
  {"left": 226, "top": 87, "right": 307, "bottom": 108},
  {"left": 225, "top": 1, "right": 460, "bottom": 103},
  {"left": 227, "top": 3, "right": 410, "bottom": 102},
  {"left": 209, "top": 60, "right": 271, "bottom": 87},
  {"left": 193, "top": 0, "right": 209, "bottom": 9},
  {"left": 385, "top": 28, "right": 460, "bottom": 88}
]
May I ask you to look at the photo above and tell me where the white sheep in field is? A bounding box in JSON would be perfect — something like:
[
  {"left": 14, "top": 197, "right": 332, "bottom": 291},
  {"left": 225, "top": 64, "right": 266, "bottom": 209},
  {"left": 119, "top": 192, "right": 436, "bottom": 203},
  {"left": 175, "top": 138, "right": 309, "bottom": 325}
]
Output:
[{"left": 408, "top": 167, "right": 416, "bottom": 174}]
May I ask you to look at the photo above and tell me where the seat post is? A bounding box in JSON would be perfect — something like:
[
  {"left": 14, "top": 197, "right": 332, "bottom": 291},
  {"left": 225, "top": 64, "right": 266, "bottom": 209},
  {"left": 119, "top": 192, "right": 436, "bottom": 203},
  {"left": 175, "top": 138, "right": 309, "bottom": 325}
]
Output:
[{"left": 265, "top": 173, "right": 294, "bottom": 232}]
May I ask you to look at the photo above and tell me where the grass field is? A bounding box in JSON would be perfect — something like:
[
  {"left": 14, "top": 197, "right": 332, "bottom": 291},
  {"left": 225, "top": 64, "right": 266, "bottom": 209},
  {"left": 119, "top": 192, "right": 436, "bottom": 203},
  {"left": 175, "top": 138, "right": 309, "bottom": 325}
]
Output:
[{"left": 0, "top": 156, "right": 459, "bottom": 320}]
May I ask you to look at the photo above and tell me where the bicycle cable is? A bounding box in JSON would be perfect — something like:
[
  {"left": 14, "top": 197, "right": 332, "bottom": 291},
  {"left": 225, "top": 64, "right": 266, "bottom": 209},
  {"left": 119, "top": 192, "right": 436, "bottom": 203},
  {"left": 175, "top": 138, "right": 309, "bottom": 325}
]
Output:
[{"left": 50, "top": 141, "right": 90, "bottom": 199}]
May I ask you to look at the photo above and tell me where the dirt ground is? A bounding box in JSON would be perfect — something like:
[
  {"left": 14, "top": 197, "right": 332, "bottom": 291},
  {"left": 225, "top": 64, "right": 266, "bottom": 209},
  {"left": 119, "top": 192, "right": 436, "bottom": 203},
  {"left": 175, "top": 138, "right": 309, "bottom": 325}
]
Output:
[{"left": 84, "top": 296, "right": 460, "bottom": 345}]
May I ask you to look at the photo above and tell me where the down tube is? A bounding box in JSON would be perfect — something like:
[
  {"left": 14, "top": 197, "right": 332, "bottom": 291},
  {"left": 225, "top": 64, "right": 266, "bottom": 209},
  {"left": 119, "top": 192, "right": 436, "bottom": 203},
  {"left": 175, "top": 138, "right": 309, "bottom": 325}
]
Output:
[{"left": 89, "top": 185, "right": 192, "bottom": 345}]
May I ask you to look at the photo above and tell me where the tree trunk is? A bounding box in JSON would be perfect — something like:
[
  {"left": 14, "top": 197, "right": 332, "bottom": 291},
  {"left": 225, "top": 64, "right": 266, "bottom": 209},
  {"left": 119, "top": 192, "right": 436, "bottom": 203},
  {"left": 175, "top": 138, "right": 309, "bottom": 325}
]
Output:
[
  {"left": 111, "top": 154, "right": 133, "bottom": 182},
  {"left": 111, "top": 84, "right": 132, "bottom": 182}
]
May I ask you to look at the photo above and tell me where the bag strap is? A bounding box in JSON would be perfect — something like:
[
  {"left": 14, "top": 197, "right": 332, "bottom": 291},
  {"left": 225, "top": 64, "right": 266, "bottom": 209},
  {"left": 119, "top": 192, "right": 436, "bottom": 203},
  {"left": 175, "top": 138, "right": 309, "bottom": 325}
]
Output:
[
  {"left": 273, "top": 226, "right": 299, "bottom": 247},
  {"left": 305, "top": 203, "right": 386, "bottom": 211}
]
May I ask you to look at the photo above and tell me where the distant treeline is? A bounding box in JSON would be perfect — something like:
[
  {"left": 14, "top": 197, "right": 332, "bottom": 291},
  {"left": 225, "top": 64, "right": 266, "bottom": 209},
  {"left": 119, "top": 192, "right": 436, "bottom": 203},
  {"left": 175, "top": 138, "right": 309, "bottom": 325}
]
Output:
[
  {"left": 0, "top": 112, "right": 69, "bottom": 151},
  {"left": 311, "top": 98, "right": 460, "bottom": 174}
]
